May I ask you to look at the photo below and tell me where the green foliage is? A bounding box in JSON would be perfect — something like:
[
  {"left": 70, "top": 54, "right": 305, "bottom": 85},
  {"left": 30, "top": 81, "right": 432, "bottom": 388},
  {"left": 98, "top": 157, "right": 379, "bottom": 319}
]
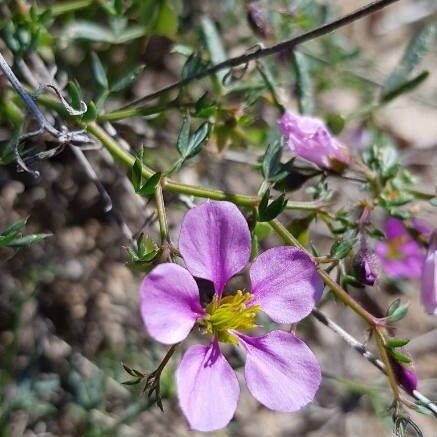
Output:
[
  {"left": 0, "top": 218, "right": 51, "bottom": 248},
  {"left": 258, "top": 190, "right": 287, "bottom": 222},
  {"left": 382, "top": 24, "right": 435, "bottom": 102},
  {"left": 292, "top": 51, "right": 314, "bottom": 115}
]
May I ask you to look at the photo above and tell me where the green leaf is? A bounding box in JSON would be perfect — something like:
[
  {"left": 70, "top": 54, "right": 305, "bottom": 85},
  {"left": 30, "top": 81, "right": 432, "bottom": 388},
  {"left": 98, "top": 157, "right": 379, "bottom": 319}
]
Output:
[
  {"left": 181, "top": 53, "right": 205, "bottom": 80},
  {"left": 382, "top": 70, "right": 429, "bottom": 103},
  {"left": 183, "top": 122, "right": 210, "bottom": 160},
  {"left": 111, "top": 65, "right": 145, "bottom": 93},
  {"left": 64, "top": 21, "right": 145, "bottom": 44},
  {"left": 154, "top": 2, "right": 178, "bottom": 38},
  {"left": 176, "top": 117, "right": 191, "bottom": 157},
  {"left": 292, "top": 51, "right": 313, "bottom": 115},
  {"left": 0, "top": 218, "right": 27, "bottom": 246},
  {"left": 201, "top": 17, "right": 228, "bottom": 85},
  {"left": 122, "top": 378, "right": 143, "bottom": 386},
  {"left": 387, "top": 338, "right": 410, "bottom": 349},
  {"left": 67, "top": 81, "right": 83, "bottom": 111},
  {"left": 389, "top": 349, "right": 412, "bottom": 364},
  {"left": 382, "top": 24, "right": 435, "bottom": 100},
  {"left": 7, "top": 233, "right": 52, "bottom": 247},
  {"left": 128, "top": 156, "right": 143, "bottom": 191},
  {"left": 330, "top": 238, "right": 355, "bottom": 260},
  {"left": 341, "top": 274, "right": 362, "bottom": 288},
  {"left": 325, "top": 112, "right": 346, "bottom": 135},
  {"left": 91, "top": 52, "right": 108, "bottom": 89},
  {"left": 138, "top": 172, "right": 161, "bottom": 196},
  {"left": 387, "top": 299, "right": 409, "bottom": 322},
  {"left": 262, "top": 141, "right": 282, "bottom": 182},
  {"left": 81, "top": 101, "right": 97, "bottom": 122},
  {"left": 258, "top": 190, "right": 287, "bottom": 222}
]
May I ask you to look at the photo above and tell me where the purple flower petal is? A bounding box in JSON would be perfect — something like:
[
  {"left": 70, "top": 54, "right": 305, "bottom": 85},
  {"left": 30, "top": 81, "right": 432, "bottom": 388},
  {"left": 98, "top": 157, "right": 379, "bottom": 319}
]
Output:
[
  {"left": 376, "top": 218, "right": 425, "bottom": 279},
  {"left": 421, "top": 231, "right": 437, "bottom": 315},
  {"left": 385, "top": 217, "right": 408, "bottom": 239},
  {"left": 278, "top": 111, "right": 349, "bottom": 170},
  {"left": 176, "top": 342, "right": 240, "bottom": 432},
  {"left": 140, "top": 263, "right": 204, "bottom": 345},
  {"left": 249, "top": 247, "right": 323, "bottom": 323},
  {"left": 237, "top": 331, "right": 321, "bottom": 412},
  {"left": 179, "top": 201, "right": 251, "bottom": 295}
]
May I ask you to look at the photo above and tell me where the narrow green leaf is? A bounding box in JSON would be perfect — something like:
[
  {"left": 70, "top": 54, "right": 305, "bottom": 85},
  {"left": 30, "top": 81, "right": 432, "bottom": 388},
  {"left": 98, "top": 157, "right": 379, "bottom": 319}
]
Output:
[
  {"left": 111, "top": 65, "right": 145, "bottom": 93},
  {"left": 128, "top": 157, "right": 143, "bottom": 191},
  {"left": 138, "top": 172, "right": 161, "bottom": 196},
  {"left": 201, "top": 17, "right": 228, "bottom": 85},
  {"left": 387, "top": 301, "right": 409, "bottom": 323},
  {"left": 122, "top": 378, "right": 142, "bottom": 385},
  {"left": 383, "top": 24, "right": 435, "bottom": 98},
  {"left": 387, "top": 338, "right": 410, "bottom": 349},
  {"left": 8, "top": 233, "right": 52, "bottom": 247},
  {"left": 181, "top": 53, "right": 205, "bottom": 80},
  {"left": 382, "top": 70, "right": 429, "bottom": 103},
  {"left": 292, "top": 51, "right": 313, "bottom": 115},
  {"left": 262, "top": 141, "right": 282, "bottom": 182},
  {"left": 81, "top": 101, "right": 97, "bottom": 122},
  {"left": 176, "top": 117, "right": 191, "bottom": 157},
  {"left": 259, "top": 191, "right": 287, "bottom": 222},
  {"left": 389, "top": 349, "right": 412, "bottom": 364},
  {"left": 184, "top": 122, "right": 210, "bottom": 160},
  {"left": 330, "top": 239, "right": 355, "bottom": 260},
  {"left": 67, "top": 81, "right": 83, "bottom": 111},
  {"left": 91, "top": 52, "right": 109, "bottom": 89}
]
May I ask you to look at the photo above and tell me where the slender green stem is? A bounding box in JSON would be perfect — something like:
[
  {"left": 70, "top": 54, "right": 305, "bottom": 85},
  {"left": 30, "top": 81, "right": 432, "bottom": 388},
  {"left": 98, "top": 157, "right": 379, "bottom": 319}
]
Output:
[
  {"left": 154, "top": 182, "right": 170, "bottom": 244},
  {"left": 82, "top": 123, "right": 322, "bottom": 210},
  {"left": 163, "top": 178, "right": 259, "bottom": 206},
  {"left": 375, "top": 329, "right": 401, "bottom": 401}
]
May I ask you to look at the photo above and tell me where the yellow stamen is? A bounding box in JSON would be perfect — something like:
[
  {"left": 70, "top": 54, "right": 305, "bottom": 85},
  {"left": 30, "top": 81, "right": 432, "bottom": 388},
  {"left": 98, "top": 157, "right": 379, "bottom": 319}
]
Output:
[
  {"left": 387, "top": 236, "right": 407, "bottom": 260},
  {"left": 201, "top": 290, "right": 260, "bottom": 345}
]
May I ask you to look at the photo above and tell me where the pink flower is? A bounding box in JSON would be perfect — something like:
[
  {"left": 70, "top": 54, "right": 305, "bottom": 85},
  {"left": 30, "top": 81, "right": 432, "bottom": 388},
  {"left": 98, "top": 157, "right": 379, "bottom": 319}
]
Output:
[
  {"left": 140, "top": 201, "right": 323, "bottom": 431},
  {"left": 375, "top": 218, "right": 424, "bottom": 279},
  {"left": 421, "top": 231, "right": 437, "bottom": 315},
  {"left": 278, "top": 111, "right": 350, "bottom": 170}
]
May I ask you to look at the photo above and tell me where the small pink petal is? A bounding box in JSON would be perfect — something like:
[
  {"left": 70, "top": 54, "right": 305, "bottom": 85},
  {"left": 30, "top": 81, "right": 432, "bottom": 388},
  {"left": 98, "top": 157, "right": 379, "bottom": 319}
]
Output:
[
  {"left": 249, "top": 247, "right": 323, "bottom": 323},
  {"left": 238, "top": 331, "right": 321, "bottom": 412},
  {"left": 179, "top": 201, "right": 251, "bottom": 295},
  {"left": 140, "top": 263, "right": 204, "bottom": 345},
  {"left": 421, "top": 231, "right": 437, "bottom": 315},
  {"left": 176, "top": 342, "right": 240, "bottom": 432}
]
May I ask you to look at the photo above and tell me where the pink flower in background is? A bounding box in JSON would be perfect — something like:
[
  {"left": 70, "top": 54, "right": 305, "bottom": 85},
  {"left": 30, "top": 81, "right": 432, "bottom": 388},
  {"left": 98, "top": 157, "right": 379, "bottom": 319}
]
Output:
[
  {"left": 278, "top": 110, "right": 350, "bottom": 170},
  {"left": 421, "top": 231, "right": 437, "bottom": 315},
  {"left": 140, "top": 201, "right": 323, "bottom": 432},
  {"left": 375, "top": 218, "right": 424, "bottom": 279},
  {"left": 412, "top": 217, "right": 432, "bottom": 238}
]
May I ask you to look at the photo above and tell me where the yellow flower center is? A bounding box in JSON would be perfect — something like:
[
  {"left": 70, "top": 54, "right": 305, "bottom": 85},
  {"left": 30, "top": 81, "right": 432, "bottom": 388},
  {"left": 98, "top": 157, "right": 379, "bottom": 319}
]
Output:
[
  {"left": 387, "top": 236, "right": 407, "bottom": 260},
  {"left": 201, "top": 290, "right": 261, "bottom": 345}
]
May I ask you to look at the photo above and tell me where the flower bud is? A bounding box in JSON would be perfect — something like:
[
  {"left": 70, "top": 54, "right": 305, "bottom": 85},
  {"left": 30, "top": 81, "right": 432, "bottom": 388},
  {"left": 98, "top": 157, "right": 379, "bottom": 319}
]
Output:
[
  {"left": 278, "top": 111, "right": 350, "bottom": 171},
  {"left": 246, "top": 2, "right": 271, "bottom": 39},
  {"left": 393, "top": 361, "right": 418, "bottom": 394},
  {"left": 353, "top": 248, "right": 378, "bottom": 286},
  {"left": 421, "top": 230, "right": 437, "bottom": 315}
]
